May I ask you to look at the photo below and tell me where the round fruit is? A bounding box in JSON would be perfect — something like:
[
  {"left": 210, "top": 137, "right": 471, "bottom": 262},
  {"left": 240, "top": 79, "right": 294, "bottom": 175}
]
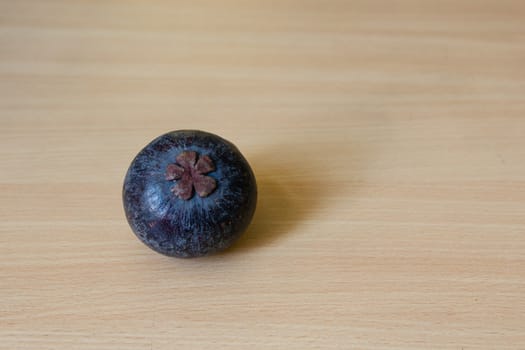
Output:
[{"left": 123, "top": 130, "right": 257, "bottom": 258}]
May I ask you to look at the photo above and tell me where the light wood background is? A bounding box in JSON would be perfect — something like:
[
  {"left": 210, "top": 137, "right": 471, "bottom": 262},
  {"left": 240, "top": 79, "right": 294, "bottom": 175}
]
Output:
[{"left": 1, "top": 1, "right": 525, "bottom": 349}]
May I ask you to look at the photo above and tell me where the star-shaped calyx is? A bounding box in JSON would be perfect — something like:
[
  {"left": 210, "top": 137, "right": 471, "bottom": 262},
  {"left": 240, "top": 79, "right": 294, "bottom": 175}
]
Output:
[{"left": 165, "top": 151, "right": 217, "bottom": 200}]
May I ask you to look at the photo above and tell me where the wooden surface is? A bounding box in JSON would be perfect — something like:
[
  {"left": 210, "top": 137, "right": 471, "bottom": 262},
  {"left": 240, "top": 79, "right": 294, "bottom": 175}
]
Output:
[{"left": 1, "top": 1, "right": 525, "bottom": 349}]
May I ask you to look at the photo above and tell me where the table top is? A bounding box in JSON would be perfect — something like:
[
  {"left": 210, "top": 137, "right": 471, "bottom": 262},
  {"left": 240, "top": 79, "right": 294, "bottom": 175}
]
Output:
[{"left": 1, "top": 1, "right": 524, "bottom": 349}]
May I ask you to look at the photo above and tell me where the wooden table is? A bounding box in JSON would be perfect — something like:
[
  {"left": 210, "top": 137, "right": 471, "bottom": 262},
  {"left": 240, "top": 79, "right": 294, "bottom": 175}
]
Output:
[{"left": 1, "top": 1, "right": 524, "bottom": 348}]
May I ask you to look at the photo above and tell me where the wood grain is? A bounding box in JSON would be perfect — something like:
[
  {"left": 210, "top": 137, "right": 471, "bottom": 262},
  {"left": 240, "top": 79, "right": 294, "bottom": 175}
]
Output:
[{"left": 1, "top": 1, "right": 524, "bottom": 348}]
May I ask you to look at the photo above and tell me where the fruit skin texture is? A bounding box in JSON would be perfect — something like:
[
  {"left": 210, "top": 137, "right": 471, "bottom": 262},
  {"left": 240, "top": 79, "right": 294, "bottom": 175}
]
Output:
[{"left": 123, "top": 130, "right": 257, "bottom": 258}]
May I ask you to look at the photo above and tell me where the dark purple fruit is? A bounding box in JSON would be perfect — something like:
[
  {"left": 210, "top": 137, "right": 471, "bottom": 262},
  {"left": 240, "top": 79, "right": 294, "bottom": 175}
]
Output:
[{"left": 123, "top": 130, "right": 257, "bottom": 258}]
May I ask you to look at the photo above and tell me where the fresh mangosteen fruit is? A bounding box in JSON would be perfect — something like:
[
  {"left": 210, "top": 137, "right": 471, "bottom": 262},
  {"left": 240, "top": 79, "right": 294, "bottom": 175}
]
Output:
[{"left": 123, "top": 130, "right": 257, "bottom": 258}]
